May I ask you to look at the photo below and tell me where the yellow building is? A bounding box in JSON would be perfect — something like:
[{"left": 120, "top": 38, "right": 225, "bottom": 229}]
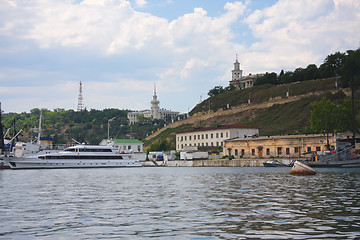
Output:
[{"left": 223, "top": 134, "right": 338, "bottom": 159}]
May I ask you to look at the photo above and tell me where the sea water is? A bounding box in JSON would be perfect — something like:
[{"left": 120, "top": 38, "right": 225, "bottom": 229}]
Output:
[{"left": 1, "top": 167, "right": 359, "bottom": 239}]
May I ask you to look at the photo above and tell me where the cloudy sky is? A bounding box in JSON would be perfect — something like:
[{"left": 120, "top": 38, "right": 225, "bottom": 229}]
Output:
[{"left": 0, "top": 0, "right": 359, "bottom": 114}]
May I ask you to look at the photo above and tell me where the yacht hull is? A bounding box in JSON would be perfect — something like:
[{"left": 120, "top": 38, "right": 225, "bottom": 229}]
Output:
[{"left": 6, "top": 157, "right": 142, "bottom": 169}]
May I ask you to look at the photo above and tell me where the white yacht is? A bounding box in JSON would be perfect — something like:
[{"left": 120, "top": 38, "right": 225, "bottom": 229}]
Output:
[{"left": 5, "top": 145, "right": 143, "bottom": 169}]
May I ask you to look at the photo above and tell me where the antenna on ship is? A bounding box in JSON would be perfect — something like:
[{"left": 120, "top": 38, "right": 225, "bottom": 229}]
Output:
[
  {"left": 0, "top": 102, "right": 5, "bottom": 154},
  {"left": 37, "top": 111, "right": 42, "bottom": 146},
  {"left": 77, "top": 81, "right": 84, "bottom": 111}
]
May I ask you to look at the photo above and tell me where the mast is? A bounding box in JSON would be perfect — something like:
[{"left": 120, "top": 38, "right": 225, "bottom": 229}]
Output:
[
  {"left": 0, "top": 102, "right": 4, "bottom": 153},
  {"left": 37, "top": 111, "right": 42, "bottom": 146}
]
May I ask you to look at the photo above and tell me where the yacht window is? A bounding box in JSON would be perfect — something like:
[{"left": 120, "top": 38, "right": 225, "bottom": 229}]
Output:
[{"left": 64, "top": 148, "right": 76, "bottom": 152}]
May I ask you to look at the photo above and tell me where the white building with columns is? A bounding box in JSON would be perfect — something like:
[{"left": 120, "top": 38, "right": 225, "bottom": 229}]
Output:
[{"left": 127, "top": 85, "right": 179, "bottom": 125}]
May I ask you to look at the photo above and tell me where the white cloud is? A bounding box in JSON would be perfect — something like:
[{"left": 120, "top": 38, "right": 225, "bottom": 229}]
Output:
[
  {"left": 135, "top": 0, "right": 147, "bottom": 8},
  {"left": 243, "top": 0, "right": 360, "bottom": 72},
  {"left": 0, "top": 0, "right": 359, "bottom": 113}
]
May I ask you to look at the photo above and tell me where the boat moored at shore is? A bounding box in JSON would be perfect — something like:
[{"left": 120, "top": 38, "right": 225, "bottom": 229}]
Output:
[{"left": 5, "top": 145, "right": 143, "bottom": 169}]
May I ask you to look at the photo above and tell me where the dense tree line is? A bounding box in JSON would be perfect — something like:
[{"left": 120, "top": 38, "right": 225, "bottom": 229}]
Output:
[
  {"left": 208, "top": 85, "right": 235, "bottom": 97},
  {"left": 207, "top": 48, "right": 359, "bottom": 97},
  {"left": 254, "top": 49, "right": 359, "bottom": 87},
  {"left": 1, "top": 108, "right": 171, "bottom": 145}
]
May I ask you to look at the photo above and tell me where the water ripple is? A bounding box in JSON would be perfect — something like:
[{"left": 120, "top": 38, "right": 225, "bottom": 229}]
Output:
[{"left": 0, "top": 167, "right": 359, "bottom": 239}]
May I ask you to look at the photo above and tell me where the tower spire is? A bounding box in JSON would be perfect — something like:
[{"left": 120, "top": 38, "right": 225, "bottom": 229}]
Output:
[
  {"left": 77, "top": 81, "right": 84, "bottom": 111},
  {"left": 154, "top": 83, "right": 157, "bottom": 95}
]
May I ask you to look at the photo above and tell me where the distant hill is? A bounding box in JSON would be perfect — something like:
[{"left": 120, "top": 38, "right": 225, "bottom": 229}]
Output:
[
  {"left": 144, "top": 77, "right": 359, "bottom": 149},
  {"left": 1, "top": 108, "right": 169, "bottom": 145}
]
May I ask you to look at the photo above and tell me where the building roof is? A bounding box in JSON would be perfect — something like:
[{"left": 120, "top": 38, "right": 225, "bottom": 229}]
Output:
[
  {"left": 178, "top": 124, "right": 258, "bottom": 134},
  {"left": 224, "top": 134, "right": 331, "bottom": 142},
  {"left": 103, "top": 139, "right": 143, "bottom": 144}
]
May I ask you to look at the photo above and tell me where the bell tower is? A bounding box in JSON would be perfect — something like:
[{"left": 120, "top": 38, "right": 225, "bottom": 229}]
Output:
[
  {"left": 151, "top": 83, "right": 160, "bottom": 119},
  {"left": 232, "top": 54, "right": 242, "bottom": 81}
]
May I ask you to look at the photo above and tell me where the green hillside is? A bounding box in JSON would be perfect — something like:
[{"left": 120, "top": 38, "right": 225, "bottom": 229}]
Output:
[
  {"left": 144, "top": 80, "right": 358, "bottom": 150},
  {"left": 190, "top": 77, "right": 337, "bottom": 115}
]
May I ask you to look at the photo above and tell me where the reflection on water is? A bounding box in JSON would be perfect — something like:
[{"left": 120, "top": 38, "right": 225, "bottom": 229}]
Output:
[{"left": 0, "top": 167, "right": 359, "bottom": 239}]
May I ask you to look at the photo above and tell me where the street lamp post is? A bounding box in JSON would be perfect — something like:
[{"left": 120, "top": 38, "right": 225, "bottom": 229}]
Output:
[{"left": 108, "top": 117, "right": 115, "bottom": 140}]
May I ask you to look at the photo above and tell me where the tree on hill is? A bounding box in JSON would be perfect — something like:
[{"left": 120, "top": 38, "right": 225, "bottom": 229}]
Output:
[
  {"left": 340, "top": 48, "right": 360, "bottom": 141},
  {"left": 208, "top": 86, "right": 224, "bottom": 97},
  {"left": 310, "top": 97, "right": 355, "bottom": 135},
  {"left": 254, "top": 72, "right": 278, "bottom": 86},
  {"left": 319, "top": 51, "right": 346, "bottom": 78}
]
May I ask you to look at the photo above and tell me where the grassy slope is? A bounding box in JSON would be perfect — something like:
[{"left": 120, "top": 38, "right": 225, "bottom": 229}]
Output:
[
  {"left": 242, "top": 95, "right": 322, "bottom": 136},
  {"left": 190, "top": 78, "right": 337, "bottom": 115},
  {"left": 145, "top": 77, "right": 360, "bottom": 148}
]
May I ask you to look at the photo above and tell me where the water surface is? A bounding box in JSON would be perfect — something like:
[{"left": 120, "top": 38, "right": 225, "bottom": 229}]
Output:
[{"left": 1, "top": 167, "right": 359, "bottom": 239}]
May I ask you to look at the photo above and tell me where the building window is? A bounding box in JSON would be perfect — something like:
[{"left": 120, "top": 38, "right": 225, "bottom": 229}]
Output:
[
  {"left": 202, "top": 143, "right": 204, "bottom": 146},
  {"left": 211, "top": 142, "right": 213, "bottom": 146},
  {"left": 198, "top": 135, "right": 200, "bottom": 139},
  {"left": 206, "top": 142, "right": 208, "bottom": 146},
  {"left": 181, "top": 144, "right": 183, "bottom": 148},
  {"left": 221, "top": 142, "right": 223, "bottom": 146},
  {"left": 216, "top": 133, "right": 219, "bottom": 138},
  {"left": 189, "top": 136, "right": 191, "bottom": 141},
  {"left": 286, "top": 148, "right": 290, "bottom": 155},
  {"left": 185, "top": 136, "right": 187, "bottom": 141},
  {"left": 294, "top": 147, "right": 299, "bottom": 153},
  {"left": 202, "top": 134, "right": 204, "bottom": 139},
  {"left": 226, "top": 132, "right": 228, "bottom": 138},
  {"left": 307, "top": 147, "right": 311, "bottom": 152},
  {"left": 216, "top": 142, "right": 219, "bottom": 146},
  {"left": 316, "top": 146, "right": 321, "bottom": 151},
  {"left": 211, "top": 134, "right": 213, "bottom": 138},
  {"left": 206, "top": 134, "right": 208, "bottom": 139},
  {"left": 194, "top": 135, "right": 196, "bottom": 140},
  {"left": 241, "top": 149, "right": 245, "bottom": 156},
  {"left": 235, "top": 149, "right": 238, "bottom": 155},
  {"left": 252, "top": 149, "right": 255, "bottom": 155},
  {"left": 221, "top": 133, "right": 223, "bottom": 138},
  {"left": 266, "top": 148, "right": 270, "bottom": 155},
  {"left": 277, "top": 147, "right": 282, "bottom": 155}
]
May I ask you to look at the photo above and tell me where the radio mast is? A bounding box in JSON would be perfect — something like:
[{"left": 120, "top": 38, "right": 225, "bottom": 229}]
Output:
[{"left": 77, "top": 81, "right": 84, "bottom": 111}]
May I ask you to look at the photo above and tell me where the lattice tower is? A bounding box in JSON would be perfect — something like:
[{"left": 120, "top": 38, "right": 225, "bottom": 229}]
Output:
[{"left": 77, "top": 81, "right": 84, "bottom": 111}]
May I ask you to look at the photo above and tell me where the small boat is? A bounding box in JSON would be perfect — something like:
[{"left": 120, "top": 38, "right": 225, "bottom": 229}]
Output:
[
  {"left": 307, "top": 145, "right": 360, "bottom": 168},
  {"left": 290, "top": 161, "right": 316, "bottom": 175},
  {"left": 4, "top": 144, "right": 143, "bottom": 169},
  {"left": 263, "top": 160, "right": 288, "bottom": 167}
]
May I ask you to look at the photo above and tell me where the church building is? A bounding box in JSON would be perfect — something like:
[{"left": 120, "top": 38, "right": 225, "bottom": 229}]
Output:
[
  {"left": 229, "top": 55, "right": 263, "bottom": 90},
  {"left": 127, "top": 84, "right": 179, "bottom": 125}
]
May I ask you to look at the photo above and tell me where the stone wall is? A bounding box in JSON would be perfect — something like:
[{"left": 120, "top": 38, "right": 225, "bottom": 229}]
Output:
[{"left": 165, "top": 158, "right": 281, "bottom": 167}]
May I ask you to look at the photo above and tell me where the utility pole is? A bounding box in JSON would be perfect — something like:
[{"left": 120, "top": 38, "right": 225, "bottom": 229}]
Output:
[{"left": 351, "top": 75, "right": 356, "bottom": 146}]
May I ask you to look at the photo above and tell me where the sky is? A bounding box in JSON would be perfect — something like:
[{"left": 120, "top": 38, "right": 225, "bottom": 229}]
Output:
[{"left": 0, "top": 0, "right": 359, "bottom": 114}]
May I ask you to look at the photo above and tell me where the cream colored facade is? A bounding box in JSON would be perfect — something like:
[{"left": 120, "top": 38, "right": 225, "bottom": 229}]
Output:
[
  {"left": 127, "top": 85, "right": 179, "bottom": 125},
  {"left": 228, "top": 56, "right": 264, "bottom": 90},
  {"left": 176, "top": 124, "right": 259, "bottom": 151},
  {"left": 224, "top": 134, "right": 337, "bottom": 159}
]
